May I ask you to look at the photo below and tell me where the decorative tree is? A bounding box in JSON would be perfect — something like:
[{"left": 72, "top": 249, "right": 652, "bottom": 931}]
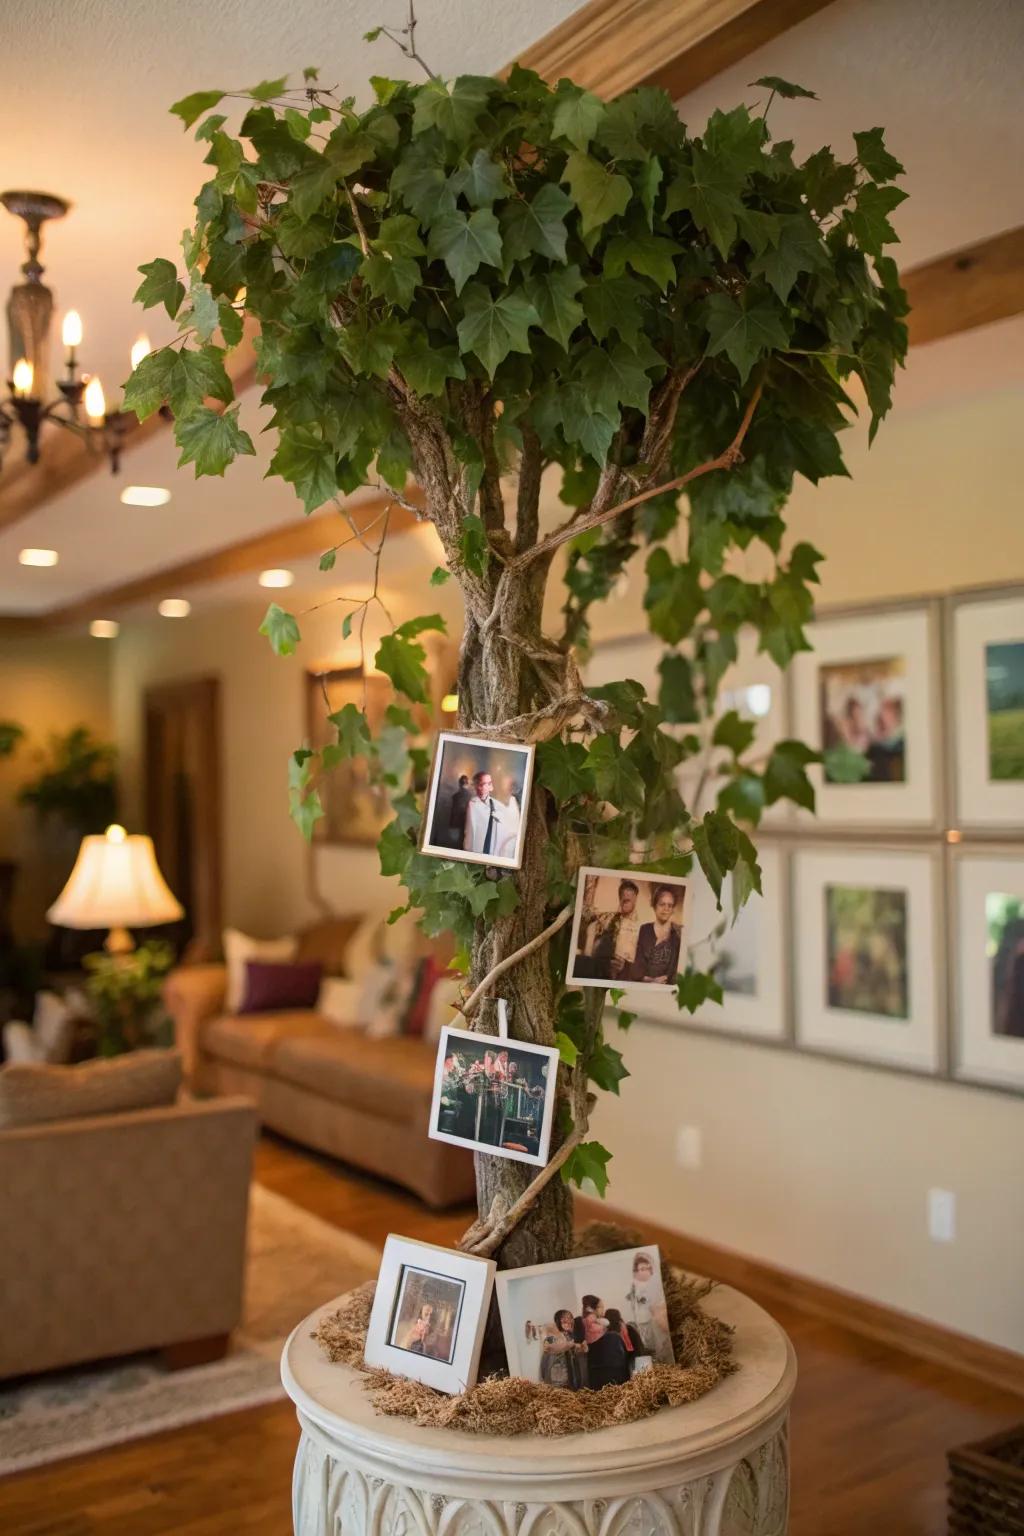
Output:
[{"left": 127, "top": 44, "right": 906, "bottom": 1272}]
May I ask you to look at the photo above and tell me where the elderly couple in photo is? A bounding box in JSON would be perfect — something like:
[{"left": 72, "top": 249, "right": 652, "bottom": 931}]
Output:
[
  {"left": 444, "top": 766, "right": 521, "bottom": 859},
  {"left": 532, "top": 1253, "right": 672, "bottom": 1391},
  {"left": 576, "top": 876, "right": 684, "bottom": 985}
]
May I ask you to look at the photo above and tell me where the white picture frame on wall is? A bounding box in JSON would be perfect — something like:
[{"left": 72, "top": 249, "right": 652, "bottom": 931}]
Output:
[
  {"left": 639, "top": 843, "right": 788, "bottom": 1041},
  {"left": 789, "top": 603, "right": 943, "bottom": 830},
  {"left": 950, "top": 589, "right": 1024, "bottom": 832},
  {"left": 951, "top": 848, "right": 1024, "bottom": 1093},
  {"left": 792, "top": 844, "right": 944, "bottom": 1075}
]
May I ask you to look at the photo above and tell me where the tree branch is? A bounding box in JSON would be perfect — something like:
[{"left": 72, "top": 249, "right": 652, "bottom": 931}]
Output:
[
  {"left": 458, "top": 1112, "right": 591, "bottom": 1257},
  {"left": 512, "top": 375, "right": 764, "bottom": 573},
  {"left": 458, "top": 905, "right": 573, "bottom": 1020}
]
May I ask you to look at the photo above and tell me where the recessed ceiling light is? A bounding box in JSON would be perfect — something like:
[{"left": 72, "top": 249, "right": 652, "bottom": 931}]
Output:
[
  {"left": 158, "top": 599, "right": 191, "bottom": 618},
  {"left": 259, "top": 568, "right": 295, "bottom": 588},
  {"left": 121, "top": 485, "right": 171, "bottom": 507},
  {"left": 89, "top": 619, "right": 120, "bottom": 639},
  {"left": 19, "top": 548, "right": 59, "bottom": 567}
]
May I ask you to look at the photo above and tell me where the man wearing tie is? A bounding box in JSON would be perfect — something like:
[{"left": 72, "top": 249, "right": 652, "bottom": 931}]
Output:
[{"left": 463, "top": 769, "right": 503, "bottom": 858}]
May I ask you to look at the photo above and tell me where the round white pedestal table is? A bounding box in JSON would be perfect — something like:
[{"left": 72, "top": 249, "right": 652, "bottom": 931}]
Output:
[{"left": 281, "top": 1284, "right": 797, "bottom": 1536}]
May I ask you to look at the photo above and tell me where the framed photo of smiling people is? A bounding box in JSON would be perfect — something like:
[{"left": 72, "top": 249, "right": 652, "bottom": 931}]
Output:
[
  {"left": 567, "top": 868, "right": 690, "bottom": 993},
  {"left": 421, "top": 731, "right": 535, "bottom": 870},
  {"left": 789, "top": 601, "right": 944, "bottom": 832}
]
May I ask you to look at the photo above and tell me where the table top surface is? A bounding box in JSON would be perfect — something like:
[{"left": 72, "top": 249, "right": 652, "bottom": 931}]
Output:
[{"left": 281, "top": 1283, "right": 797, "bottom": 1481}]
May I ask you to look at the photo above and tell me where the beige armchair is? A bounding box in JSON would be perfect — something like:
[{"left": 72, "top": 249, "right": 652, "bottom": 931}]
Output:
[{"left": 0, "top": 1094, "right": 256, "bottom": 1379}]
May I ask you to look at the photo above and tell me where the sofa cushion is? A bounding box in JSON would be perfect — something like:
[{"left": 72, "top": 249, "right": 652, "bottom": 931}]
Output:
[
  {"left": 271, "top": 1032, "right": 437, "bottom": 1126},
  {"left": 201, "top": 1013, "right": 335, "bottom": 1072},
  {"left": 0, "top": 1049, "right": 183, "bottom": 1129},
  {"left": 240, "top": 960, "right": 323, "bottom": 1014}
]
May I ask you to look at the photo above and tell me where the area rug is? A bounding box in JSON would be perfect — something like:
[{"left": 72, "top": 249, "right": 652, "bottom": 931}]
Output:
[{"left": 0, "top": 1184, "right": 380, "bottom": 1476}]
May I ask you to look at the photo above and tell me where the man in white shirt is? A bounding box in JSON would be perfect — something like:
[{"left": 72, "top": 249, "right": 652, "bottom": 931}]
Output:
[{"left": 463, "top": 770, "right": 505, "bottom": 858}]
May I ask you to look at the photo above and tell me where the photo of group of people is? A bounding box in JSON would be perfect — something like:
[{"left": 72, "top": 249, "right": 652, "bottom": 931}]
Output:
[
  {"left": 496, "top": 1246, "right": 674, "bottom": 1391},
  {"left": 568, "top": 869, "right": 689, "bottom": 992},
  {"left": 819, "top": 656, "right": 907, "bottom": 784},
  {"left": 429, "top": 1026, "right": 558, "bottom": 1168},
  {"left": 825, "top": 883, "right": 910, "bottom": 1020},
  {"left": 421, "top": 732, "right": 534, "bottom": 870},
  {"left": 387, "top": 1264, "right": 465, "bottom": 1365}
]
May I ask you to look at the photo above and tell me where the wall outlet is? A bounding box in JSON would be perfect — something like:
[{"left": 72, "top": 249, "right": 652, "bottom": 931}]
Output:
[
  {"left": 676, "top": 1125, "right": 703, "bottom": 1170},
  {"left": 927, "top": 1187, "right": 956, "bottom": 1243}
]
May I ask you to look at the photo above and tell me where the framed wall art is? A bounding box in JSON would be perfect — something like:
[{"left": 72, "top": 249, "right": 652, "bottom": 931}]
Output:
[
  {"left": 951, "top": 847, "right": 1024, "bottom": 1092},
  {"left": 639, "top": 843, "right": 788, "bottom": 1041},
  {"left": 792, "top": 844, "right": 945, "bottom": 1074},
  {"left": 789, "top": 602, "right": 944, "bottom": 831},
  {"left": 949, "top": 587, "right": 1024, "bottom": 832}
]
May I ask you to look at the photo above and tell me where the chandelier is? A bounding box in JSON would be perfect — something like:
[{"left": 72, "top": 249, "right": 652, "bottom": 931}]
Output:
[{"left": 1, "top": 191, "right": 146, "bottom": 473}]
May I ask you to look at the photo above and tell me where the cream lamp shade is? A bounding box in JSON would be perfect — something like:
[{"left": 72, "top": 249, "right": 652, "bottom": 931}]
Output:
[{"left": 47, "top": 824, "right": 184, "bottom": 953}]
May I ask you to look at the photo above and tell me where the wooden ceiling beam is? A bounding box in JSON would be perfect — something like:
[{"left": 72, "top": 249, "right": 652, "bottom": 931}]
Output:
[{"left": 903, "top": 226, "right": 1024, "bottom": 347}]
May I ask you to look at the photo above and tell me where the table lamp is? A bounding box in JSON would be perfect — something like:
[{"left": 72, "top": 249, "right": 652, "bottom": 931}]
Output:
[{"left": 46, "top": 823, "right": 184, "bottom": 954}]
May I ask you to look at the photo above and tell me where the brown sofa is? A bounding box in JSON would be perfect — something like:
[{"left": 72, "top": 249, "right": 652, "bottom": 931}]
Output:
[
  {"left": 164, "top": 962, "right": 475, "bottom": 1209},
  {"left": 0, "top": 1091, "right": 256, "bottom": 1379}
]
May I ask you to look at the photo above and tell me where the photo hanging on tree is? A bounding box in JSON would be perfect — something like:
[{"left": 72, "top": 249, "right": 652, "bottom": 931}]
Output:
[
  {"left": 567, "top": 868, "right": 690, "bottom": 992},
  {"left": 427, "top": 1024, "right": 559, "bottom": 1168},
  {"left": 420, "top": 731, "right": 535, "bottom": 870},
  {"left": 364, "top": 1234, "right": 496, "bottom": 1396}
]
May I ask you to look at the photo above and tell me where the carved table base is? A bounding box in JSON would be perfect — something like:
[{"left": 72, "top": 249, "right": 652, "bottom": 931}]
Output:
[{"left": 282, "top": 1286, "right": 796, "bottom": 1536}]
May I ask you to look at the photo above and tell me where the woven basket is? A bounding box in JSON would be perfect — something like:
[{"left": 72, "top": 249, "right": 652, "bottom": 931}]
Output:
[{"left": 948, "top": 1424, "right": 1024, "bottom": 1536}]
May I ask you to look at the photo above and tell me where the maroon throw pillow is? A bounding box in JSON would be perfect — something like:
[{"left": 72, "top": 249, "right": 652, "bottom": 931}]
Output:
[{"left": 239, "top": 960, "right": 323, "bottom": 1014}]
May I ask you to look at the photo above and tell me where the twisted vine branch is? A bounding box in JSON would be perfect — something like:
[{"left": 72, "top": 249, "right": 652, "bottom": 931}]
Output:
[{"left": 458, "top": 905, "right": 573, "bottom": 1021}]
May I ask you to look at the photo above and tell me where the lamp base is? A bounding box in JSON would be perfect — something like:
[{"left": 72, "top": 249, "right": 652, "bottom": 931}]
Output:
[{"left": 105, "top": 926, "right": 135, "bottom": 955}]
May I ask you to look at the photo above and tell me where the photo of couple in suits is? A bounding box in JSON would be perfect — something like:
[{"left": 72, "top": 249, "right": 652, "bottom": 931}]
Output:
[{"left": 422, "top": 731, "right": 534, "bottom": 870}]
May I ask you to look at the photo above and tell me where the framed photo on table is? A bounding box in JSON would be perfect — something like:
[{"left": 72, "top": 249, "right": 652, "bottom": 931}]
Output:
[
  {"left": 792, "top": 844, "right": 945, "bottom": 1075},
  {"left": 951, "top": 847, "right": 1024, "bottom": 1092},
  {"left": 949, "top": 588, "right": 1024, "bottom": 831},
  {"left": 364, "top": 1234, "right": 496, "bottom": 1395},
  {"left": 789, "top": 602, "right": 944, "bottom": 831},
  {"left": 640, "top": 844, "right": 788, "bottom": 1041}
]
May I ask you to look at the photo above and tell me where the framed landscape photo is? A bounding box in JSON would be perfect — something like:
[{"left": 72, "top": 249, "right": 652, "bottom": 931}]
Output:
[
  {"left": 495, "top": 1245, "right": 674, "bottom": 1390},
  {"left": 364, "top": 1234, "right": 496, "bottom": 1395},
  {"left": 951, "top": 848, "right": 1024, "bottom": 1092},
  {"left": 428, "top": 1024, "right": 559, "bottom": 1168},
  {"left": 640, "top": 844, "right": 788, "bottom": 1041},
  {"left": 950, "top": 589, "right": 1024, "bottom": 830},
  {"left": 568, "top": 867, "right": 690, "bottom": 993},
  {"left": 789, "top": 603, "right": 943, "bottom": 830},
  {"left": 421, "top": 731, "right": 535, "bottom": 870},
  {"left": 793, "top": 845, "right": 944, "bottom": 1074}
]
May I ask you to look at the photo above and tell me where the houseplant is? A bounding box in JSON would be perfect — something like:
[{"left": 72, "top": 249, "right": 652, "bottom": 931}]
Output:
[
  {"left": 127, "top": 43, "right": 905, "bottom": 1275},
  {"left": 18, "top": 725, "right": 118, "bottom": 837}
]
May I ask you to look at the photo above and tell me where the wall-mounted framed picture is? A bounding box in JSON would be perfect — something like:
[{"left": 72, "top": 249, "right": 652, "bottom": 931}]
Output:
[
  {"left": 951, "top": 846, "right": 1024, "bottom": 1093},
  {"left": 639, "top": 843, "right": 788, "bottom": 1041},
  {"left": 789, "top": 602, "right": 944, "bottom": 831},
  {"left": 949, "top": 587, "right": 1024, "bottom": 832},
  {"left": 364, "top": 1234, "right": 496, "bottom": 1395},
  {"left": 306, "top": 667, "right": 396, "bottom": 845},
  {"left": 792, "top": 844, "right": 945, "bottom": 1075}
]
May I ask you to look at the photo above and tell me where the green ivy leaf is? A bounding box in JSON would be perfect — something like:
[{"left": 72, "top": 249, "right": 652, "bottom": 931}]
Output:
[
  {"left": 397, "top": 339, "right": 466, "bottom": 398},
  {"left": 751, "top": 75, "right": 818, "bottom": 101},
  {"left": 712, "top": 710, "right": 757, "bottom": 757},
  {"left": 456, "top": 284, "right": 538, "bottom": 377},
  {"left": 750, "top": 212, "right": 828, "bottom": 302},
  {"left": 259, "top": 602, "right": 301, "bottom": 657},
  {"left": 458, "top": 512, "right": 489, "bottom": 576},
  {"left": 664, "top": 147, "right": 744, "bottom": 257},
  {"left": 524, "top": 264, "right": 584, "bottom": 351},
  {"left": 250, "top": 75, "right": 289, "bottom": 101},
  {"left": 379, "top": 817, "right": 415, "bottom": 877},
  {"left": 675, "top": 969, "right": 724, "bottom": 1013},
  {"left": 500, "top": 183, "right": 573, "bottom": 263},
  {"left": 587, "top": 733, "right": 645, "bottom": 814},
  {"left": 176, "top": 405, "right": 255, "bottom": 477},
  {"left": 604, "top": 229, "right": 680, "bottom": 292},
  {"left": 288, "top": 750, "right": 323, "bottom": 842},
  {"left": 171, "top": 89, "right": 225, "bottom": 129},
  {"left": 658, "top": 653, "right": 698, "bottom": 723},
  {"left": 429, "top": 565, "right": 451, "bottom": 586},
  {"left": 412, "top": 76, "right": 491, "bottom": 143},
  {"left": 578, "top": 343, "right": 652, "bottom": 419},
  {"left": 580, "top": 275, "right": 646, "bottom": 346},
  {"left": 375, "top": 631, "right": 430, "bottom": 703},
  {"left": 536, "top": 737, "right": 593, "bottom": 801},
  {"left": 561, "top": 1139, "right": 612, "bottom": 1198},
  {"left": 551, "top": 85, "right": 606, "bottom": 151},
  {"left": 134, "top": 258, "right": 185, "bottom": 319},
  {"left": 449, "top": 148, "right": 509, "bottom": 207},
  {"left": 703, "top": 289, "right": 790, "bottom": 383},
  {"left": 763, "top": 739, "right": 818, "bottom": 810},
  {"left": 562, "top": 151, "right": 632, "bottom": 236},
  {"left": 123, "top": 345, "right": 232, "bottom": 422},
  {"left": 428, "top": 208, "right": 503, "bottom": 294},
  {"left": 328, "top": 702, "right": 372, "bottom": 757},
  {"left": 853, "top": 127, "right": 905, "bottom": 184},
  {"left": 555, "top": 1031, "right": 580, "bottom": 1068},
  {"left": 269, "top": 428, "right": 338, "bottom": 513},
  {"left": 717, "top": 772, "right": 766, "bottom": 824},
  {"left": 289, "top": 160, "right": 340, "bottom": 223},
  {"left": 845, "top": 181, "right": 908, "bottom": 258},
  {"left": 588, "top": 1041, "right": 630, "bottom": 1095},
  {"left": 644, "top": 549, "right": 702, "bottom": 644}
]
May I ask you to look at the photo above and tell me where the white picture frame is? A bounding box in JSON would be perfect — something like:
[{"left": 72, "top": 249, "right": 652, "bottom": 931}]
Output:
[
  {"left": 789, "top": 603, "right": 943, "bottom": 830},
  {"left": 495, "top": 1245, "right": 674, "bottom": 1388},
  {"left": 364, "top": 1234, "right": 496, "bottom": 1395},
  {"left": 639, "top": 843, "right": 788, "bottom": 1041},
  {"left": 793, "top": 844, "right": 944, "bottom": 1074},
  {"left": 428, "top": 1024, "right": 559, "bottom": 1168},
  {"left": 951, "top": 847, "right": 1024, "bottom": 1092},
  {"left": 567, "top": 866, "right": 690, "bottom": 994},
  {"left": 420, "top": 731, "right": 535, "bottom": 870},
  {"left": 950, "top": 589, "right": 1024, "bottom": 831}
]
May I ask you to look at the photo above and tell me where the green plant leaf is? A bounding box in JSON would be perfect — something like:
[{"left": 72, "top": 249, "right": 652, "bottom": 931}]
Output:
[
  {"left": 500, "top": 183, "right": 573, "bottom": 263},
  {"left": 289, "top": 159, "right": 340, "bottom": 223},
  {"left": 751, "top": 75, "right": 818, "bottom": 100},
  {"left": 658, "top": 653, "right": 698, "bottom": 723},
  {"left": 259, "top": 602, "right": 301, "bottom": 657},
  {"left": 578, "top": 343, "right": 652, "bottom": 419},
  {"left": 664, "top": 146, "right": 744, "bottom": 256},
  {"left": 412, "top": 76, "right": 492, "bottom": 142},
  {"left": 588, "top": 1041, "right": 630, "bottom": 1095},
  {"left": 551, "top": 85, "right": 606, "bottom": 151},
  {"left": 123, "top": 344, "right": 233, "bottom": 422},
  {"left": 134, "top": 258, "right": 185, "bottom": 319},
  {"left": 328, "top": 702, "right": 372, "bottom": 757},
  {"left": 703, "top": 290, "right": 790, "bottom": 383},
  {"left": 763, "top": 739, "right": 818, "bottom": 809},
  {"left": 555, "top": 1031, "right": 580, "bottom": 1067},
  {"left": 449, "top": 148, "right": 509, "bottom": 207},
  {"left": 712, "top": 710, "right": 757, "bottom": 757},
  {"left": 524, "top": 264, "right": 584, "bottom": 351},
  {"left": 375, "top": 631, "right": 430, "bottom": 703},
  {"left": 675, "top": 969, "right": 724, "bottom": 1013},
  {"left": 171, "top": 89, "right": 225, "bottom": 128},
  {"left": 429, "top": 565, "right": 451, "bottom": 586},
  {"left": 428, "top": 208, "right": 503, "bottom": 294},
  {"left": 845, "top": 181, "right": 908, "bottom": 257},
  {"left": 456, "top": 284, "right": 538, "bottom": 377},
  {"left": 750, "top": 212, "right": 828, "bottom": 302},
  {"left": 269, "top": 428, "right": 338, "bottom": 513},
  {"left": 853, "top": 126, "right": 905, "bottom": 184},
  {"left": 644, "top": 549, "right": 702, "bottom": 644},
  {"left": 536, "top": 737, "right": 593, "bottom": 801},
  {"left": 287, "top": 750, "right": 323, "bottom": 842},
  {"left": 587, "top": 733, "right": 645, "bottom": 813},
  {"left": 562, "top": 151, "right": 632, "bottom": 236},
  {"left": 717, "top": 772, "right": 765, "bottom": 824},
  {"left": 176, "top": 405, "right": 255, "bottom": 476},
  {"left": 561, "top": 1139, "right": 612, "bottom": 1198},
  {"left": 604, "top": 230, "right": 680, "bottom": 292},
  {"left": 458, "top": 512, "right": 489, "bottom": 576},
  {"left": 822, "top": 744, "right": 871, "bottom": 783}
]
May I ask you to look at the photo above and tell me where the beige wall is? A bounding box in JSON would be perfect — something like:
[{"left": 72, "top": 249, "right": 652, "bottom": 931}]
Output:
[
  {"left": 0, "top": 634, "right": 113, "bottom": 937},
  {"left": 107, "top": 367, "right": 1024, "bottom": 1353}
]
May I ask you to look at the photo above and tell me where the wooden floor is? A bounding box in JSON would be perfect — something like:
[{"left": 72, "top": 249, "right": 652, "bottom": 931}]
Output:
[{"left": 2, "top": 1133, "right": 1021, "bottom": 1535}]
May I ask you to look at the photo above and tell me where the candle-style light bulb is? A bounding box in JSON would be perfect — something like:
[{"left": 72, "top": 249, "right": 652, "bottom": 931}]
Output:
[
  {"left": 84, "top": 375, "right": 106, "bottom": 424},
  {"left": 130, "top": 335, "right": 150, "bottom": 370},
  {"left": 62, "top": 310, "right": 83, "bottom": 350},
  {"left": 12, "top": 358, "right": 34, "bottom": 397}
]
